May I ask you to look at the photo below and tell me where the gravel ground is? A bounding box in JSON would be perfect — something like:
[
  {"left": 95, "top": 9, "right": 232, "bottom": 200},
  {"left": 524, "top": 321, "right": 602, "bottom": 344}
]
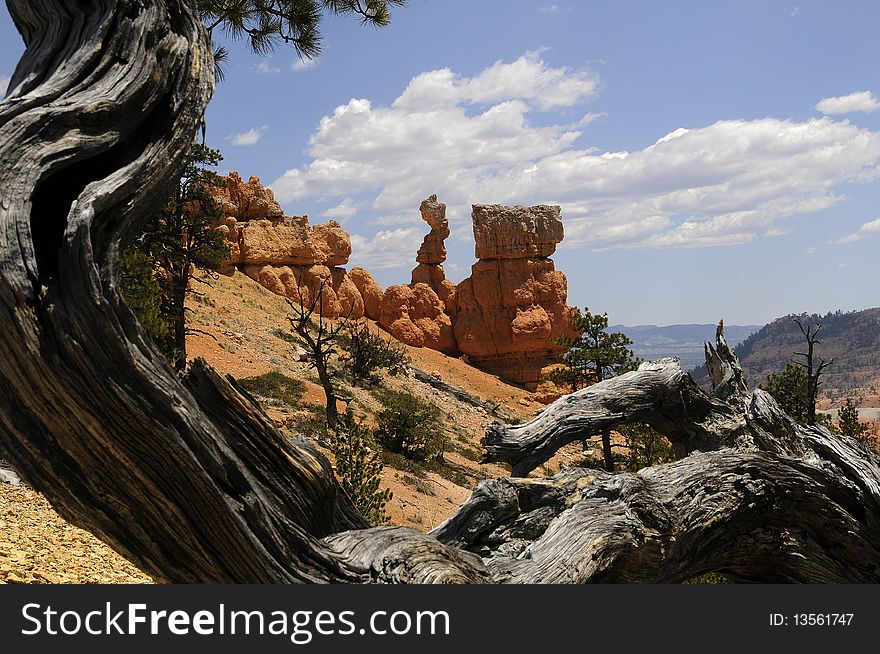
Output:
[{"left": 0, "top": 483, "right": 154, "bottom": 584}]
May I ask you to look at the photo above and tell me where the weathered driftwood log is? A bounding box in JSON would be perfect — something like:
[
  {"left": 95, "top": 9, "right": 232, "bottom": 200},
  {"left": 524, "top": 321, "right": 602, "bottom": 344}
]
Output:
[
  {"left": 434, "top": 449, "right": 880, "bottom": 582},
  {"left": 443, "top": 329, "right": 880, "bottom": 582},
  {"left": 1, "top": 2, "right": 879, "bottom": 584},
  {"left": 483, "top": 358, "right": 745, "bottom": 476}
]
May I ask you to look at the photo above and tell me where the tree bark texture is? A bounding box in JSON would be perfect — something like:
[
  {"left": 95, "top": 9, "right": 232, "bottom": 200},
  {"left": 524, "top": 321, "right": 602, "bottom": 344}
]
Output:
[
  {"left": 0, "top": 0, "right": 372, "bottom": 584},
  {"left": 1, "top": 2, "right": 879, "bottom": 584}
]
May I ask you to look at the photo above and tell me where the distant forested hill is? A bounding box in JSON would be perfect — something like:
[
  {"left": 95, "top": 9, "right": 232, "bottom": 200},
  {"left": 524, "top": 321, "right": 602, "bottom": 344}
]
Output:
[
  {"left": 610, "top": 323, "right": 761, "bottom": 371},
  {"left": 691, "top": 308, "right": 880, "bottom": 404}
]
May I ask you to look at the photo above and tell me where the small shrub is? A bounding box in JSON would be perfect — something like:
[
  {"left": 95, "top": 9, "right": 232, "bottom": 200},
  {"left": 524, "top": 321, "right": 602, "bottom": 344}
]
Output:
[
  {"left": 339, "top": 321, "right": 409, "bottom": 387},
  {"left": 619, "top": 422, "right": 677, "bottom": 471},
  {"left": 401, "top": 474, "right": 436, "bottom": 497},
  {"left": 330, "top": 411, "right": 392, "bottom": 526},
  {"left": 454, "top": 445, "right": 483, "bottom": 462},
  {"left": 282, "top": 404, "right": 328, "bottom": 441},
  {"left": 238, "top": 371, "right": 304, "bottom": 406},
  {"left": 427, "top": 463, "right": 471, "bottom": 489},
  {"left": 816, "top": 412, "right": 835, "bottom": 432},
  {"left": 379, "top": 450, "right": 425, "bottom": 476},
  {"left": 272, "top": 328, "right": 301, "bottom": 346},
  {"left": 838, "top": 398, "right": 870, "bottom": 439},
  {"left": 373, "top": 389, "right": 444, "bottom": 461}
]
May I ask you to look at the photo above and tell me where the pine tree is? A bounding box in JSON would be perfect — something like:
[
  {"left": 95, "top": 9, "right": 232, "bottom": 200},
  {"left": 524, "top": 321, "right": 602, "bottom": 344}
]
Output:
[
  {"left": 132, "top": 143, "right": 230, "bottom": 370},
  {"left": 838, "top": 398, "right": 870, "bottom": 440},
  {"left": 119, "top": 248, "right": 168, "bottom": 346},
  {"left": 196, "top": 1, "right": 408, "bottom": 79},
  {"left": 330, "top": 411, "right": 391, "bottom": 527},
  {"left": 760, "top": 362, "right": 810, "bottom": 424},
  {"left": 548, "top": 307, "right": 640, "bottom": 471}
]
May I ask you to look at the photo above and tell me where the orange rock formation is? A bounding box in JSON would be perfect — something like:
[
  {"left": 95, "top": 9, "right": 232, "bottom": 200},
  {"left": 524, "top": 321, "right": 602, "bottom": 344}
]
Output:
[
  {"left": 211, "top": 172, "right": 369, "bottom": 318},
  {"left": 454, "top": 204, "right": 577, "bottom": 388},
  {"left": 378, "top": 196, "right": 457, "bottom": 352},
  {"left": 208, "top": 175, "right": 578, "bottom": 387}
]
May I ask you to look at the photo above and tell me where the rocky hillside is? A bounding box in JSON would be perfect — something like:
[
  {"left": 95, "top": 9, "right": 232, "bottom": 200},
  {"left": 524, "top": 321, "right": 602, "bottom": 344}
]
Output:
[
  {"left": 693, "top": 308, "right": 880, "bottom": 407},
  {"left": 184, "top": 268, "right": 588, "bottom": 530}
]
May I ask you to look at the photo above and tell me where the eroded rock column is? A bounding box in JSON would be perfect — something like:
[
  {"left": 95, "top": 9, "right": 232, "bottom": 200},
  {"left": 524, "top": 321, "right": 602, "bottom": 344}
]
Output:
[{"left": 454, "top": 204, "right": 578, "bottom": 389}]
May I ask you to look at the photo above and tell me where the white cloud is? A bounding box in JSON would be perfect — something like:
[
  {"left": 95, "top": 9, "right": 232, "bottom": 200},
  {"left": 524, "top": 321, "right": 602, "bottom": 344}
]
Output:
[
  {"left": 322, "top": 197, "right": 361, "bottom": 220},
  {"left": 578, "top": 112, "right": 606, "bottom": 127},
  {"left": 540, "top": 5, "right": 560, "bottom": 13},
  {"left": 834, "top": 217, "right": 880, "bottom": 244},
  {"left": 349, "top": 228, "right": 424, "bottom": 270},
  {"left": 804, "top": 246, "right": 819, "bottom": 254},
  {"left": 292, "top": 57, "right": 318, "bottom": 72},
  {"left": 816, "top": 91, "right": 880, "bottom": 115},
  {"left": 256, "top": 62, "right": 281, "bottom": 74},
  {"left": 789, "top": 6, "right": 801, "bottom": 18},
  {"left": 226, "top": 125, "right": 268, "bottom": 147},
  {"left": 0, "top": 74, "right": 10, "bottom": 95},
  {"left": 271, "top": 53, "right": 880, "bottom": 264},
  {"left": 392, "top": 50, "right": 599, "bottom": 112}
]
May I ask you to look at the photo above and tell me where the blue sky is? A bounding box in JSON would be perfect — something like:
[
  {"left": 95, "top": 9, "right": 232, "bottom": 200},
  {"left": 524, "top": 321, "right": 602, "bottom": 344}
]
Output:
[{"left": 2, "top": 1, "right": 879, "bottom": 326}]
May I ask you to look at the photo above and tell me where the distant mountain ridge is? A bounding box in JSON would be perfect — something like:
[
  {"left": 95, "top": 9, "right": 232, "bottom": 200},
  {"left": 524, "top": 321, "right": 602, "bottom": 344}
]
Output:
[
  {"left": 610, "top": 323, "right": 761, "bottom": 372},
  {"left": 690, "top": 308, "right": 880, "bottom": 405}
]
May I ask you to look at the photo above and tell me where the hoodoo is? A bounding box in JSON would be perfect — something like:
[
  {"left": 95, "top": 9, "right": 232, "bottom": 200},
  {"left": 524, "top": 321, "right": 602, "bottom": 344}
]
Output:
[{"left": 454, "top": 204, "right": 578, "bottom": 389}]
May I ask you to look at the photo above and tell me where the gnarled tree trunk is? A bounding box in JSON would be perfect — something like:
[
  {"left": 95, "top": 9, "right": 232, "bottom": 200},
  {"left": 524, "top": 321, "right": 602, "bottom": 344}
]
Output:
[
  {"left": 1, "top": 2, "right": 878, "bottom": 584},
  {"left": 0, "top": 0, "right": 387, "bottom": 584}
]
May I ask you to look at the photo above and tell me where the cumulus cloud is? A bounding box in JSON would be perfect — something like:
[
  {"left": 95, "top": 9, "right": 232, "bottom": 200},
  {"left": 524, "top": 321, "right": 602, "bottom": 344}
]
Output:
[
  {"left": 834, "top": 218, "right": 880, "bottom": 244},
  {"left": 292, "top": 57, "right": 318, "bottom": 72},
  {"left": 226, "top": 125, "right": 269, "bottom": 146},
  {"left": 256, "top": 62, "right": 281, "bottom": 74},
  {"left": 0, "top": 74, "right": 10, "bottom": 95},
  {"left": 392, "top": 50, "right": 599, "bottom": 112},
  {"left": 349, "top": 228, "right": 424, "bottom": 270},
  {"left": 539, "top": 5, "right": 560, "bottom": 13},
  {"left": 816, "top": 91, "right": 880, "bottom": 115},
  {"left": 271, "top": 52, "right": 880, "bottom": 263},
  {"left": 322, "top": 197, "right": 361, "bottom": 220}
]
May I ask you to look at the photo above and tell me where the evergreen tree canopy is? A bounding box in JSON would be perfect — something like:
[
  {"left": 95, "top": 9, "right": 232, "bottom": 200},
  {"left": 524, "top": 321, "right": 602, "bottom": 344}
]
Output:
[
  {"left": 197, "top": 0, "right": 408, "bottom": 77},
  {"left": 123, "top": 143, "right": 230, "bottom": 370},
  {"left": 547, "top": 307, "right": 640, "bottom": 472},
  {"left": 760, "top": 362, "right": 810, "bottom": 425},
  {"left": 548, "top": 307, "right": 640, "bottom": 393},
  {"left": 838, "top": 398, "right": 870, "bottom": 439},
  {"left": 119, "top": 248, "right": 168, "bottom": 344}
]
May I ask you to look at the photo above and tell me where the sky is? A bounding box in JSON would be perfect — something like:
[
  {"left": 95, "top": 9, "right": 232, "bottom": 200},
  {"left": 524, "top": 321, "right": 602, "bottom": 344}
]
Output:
[{"left": 1, "top": 1, "right": 879, "bottom": 326}]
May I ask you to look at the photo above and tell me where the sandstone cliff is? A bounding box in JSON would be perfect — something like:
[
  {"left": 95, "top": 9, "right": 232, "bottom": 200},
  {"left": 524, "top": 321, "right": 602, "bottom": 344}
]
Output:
[{"left": 211, "top": 172, "right": 372, "bottom": 318}]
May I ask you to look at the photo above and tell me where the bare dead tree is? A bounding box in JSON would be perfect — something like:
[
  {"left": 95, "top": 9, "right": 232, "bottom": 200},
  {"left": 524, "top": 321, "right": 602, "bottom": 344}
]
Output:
[
  {"left": 286, "top": 279, "right": 353, "bottom": 432},
  {"left": 793, "top": 317, "right": 834, "bottom": 425},
  {"left": 0, "top": 3, "right": 879, "bottom": 585}
]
